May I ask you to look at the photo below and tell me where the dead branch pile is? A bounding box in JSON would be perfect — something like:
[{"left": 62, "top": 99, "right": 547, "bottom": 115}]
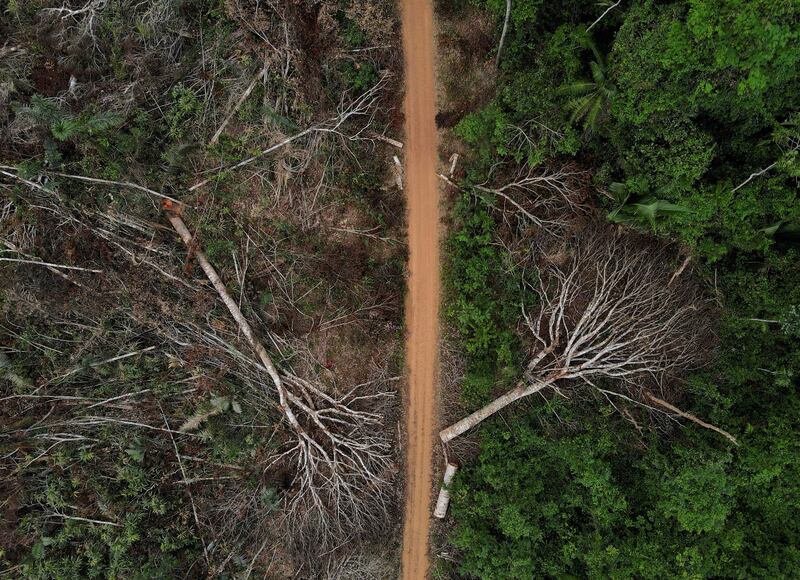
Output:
[{"left": 1, "top": 0, "right": 405, "bottom": 572}]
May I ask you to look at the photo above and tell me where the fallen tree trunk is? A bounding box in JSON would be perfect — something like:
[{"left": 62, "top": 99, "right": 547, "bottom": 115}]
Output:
[
  {"left": 165, "top": 212, "right": 302, "bottom": 431},
  {"left": 439, "top": 229, "right": 733, "bottom": 447},
  {"left": 165, "top": 210, "right": 393, "bottom": 548},
  {"left": 440, "top": 379, "right": 552, "bottom": 444},
  {"left": 433, "top": 462, "right": 459, "bottom": 518}
]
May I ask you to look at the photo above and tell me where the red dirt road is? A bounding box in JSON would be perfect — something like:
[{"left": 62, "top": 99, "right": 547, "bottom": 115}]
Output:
[{"left": 400, "top": 0, "right": 440, "bottom": 578}]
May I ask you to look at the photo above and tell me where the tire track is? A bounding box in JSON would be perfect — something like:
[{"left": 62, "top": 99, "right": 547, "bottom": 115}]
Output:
[{"left": 400, "top": 0, "right": 440, "bottom": 577}]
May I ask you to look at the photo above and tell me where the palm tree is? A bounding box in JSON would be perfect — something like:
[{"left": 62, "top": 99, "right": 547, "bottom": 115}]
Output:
[
  {"left": 606, "top": 181, "right": 688, "bottom": 229},
  {"left": 558, "top": 41, "right": 617, "bottom": 133}
]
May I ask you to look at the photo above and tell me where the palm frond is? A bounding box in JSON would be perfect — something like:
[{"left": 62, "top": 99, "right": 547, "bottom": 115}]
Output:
[
  {"left": 568, "top": 94, "right": 598, "bottom": 124},
  {"left": 557, "top": 81, "right": 597, "bottom": 96},
  {"left": 584, "top": 95, "right": 604, "bottom": 131}
]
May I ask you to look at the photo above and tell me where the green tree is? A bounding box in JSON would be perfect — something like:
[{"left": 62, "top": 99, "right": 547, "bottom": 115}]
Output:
[{"left": 559, "top": 40, "right": 617, "bottom": 133}]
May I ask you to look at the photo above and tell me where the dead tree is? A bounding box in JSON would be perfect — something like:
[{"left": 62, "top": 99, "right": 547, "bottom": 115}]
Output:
[
  {"left": 41, "top": 0, "right": 109, "bottom": 51},
  {"left": 475, "top": 162, "right": 589, "bottom": 236},
  {"left": 167, "top": 213, "right": 394, "bottom": 548},
  {"left": 189, "top": 74, "right": 390, "bottom": 192},
  {"left": 440, "top": 228, "right": 734, "bottom": 445}
]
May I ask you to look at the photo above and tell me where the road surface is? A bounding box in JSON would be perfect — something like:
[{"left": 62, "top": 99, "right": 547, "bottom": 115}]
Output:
[{"left": 400, "top": 0, "right": 440, "bottom": 578}]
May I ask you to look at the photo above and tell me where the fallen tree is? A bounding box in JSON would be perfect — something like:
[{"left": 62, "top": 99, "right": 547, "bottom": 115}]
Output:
[
  {"left": 440, "top": 226, "right": 735, "bottom": 446},
  {"left": 1, "top": 133, "right": 398, "bottom": 551},
  {"left": 165, "top": 210, "right": 394, "bottom": 548}
]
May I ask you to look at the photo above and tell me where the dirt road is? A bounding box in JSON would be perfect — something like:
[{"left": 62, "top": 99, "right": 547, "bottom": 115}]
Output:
[{"left": 400, "top": 0, "right": 439, "bottom": 578}]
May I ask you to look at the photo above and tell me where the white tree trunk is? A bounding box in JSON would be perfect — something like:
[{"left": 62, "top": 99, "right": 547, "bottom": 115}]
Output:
[
  {"left": 495, "top": 0, "right": 512, "bottom": 69},
  {"left": 439, "top": 380, "right": 551, "bottom": 444},
  {"left": 433, "top": 463, "right": 459, "bottom": 518},
  {"left": 167, "top": 213, "right": 394, "bottom": 546},
  {"left": 439, "top": 228, "right": 725, "bottom": 448},
  {"left": 165, "top": 214, "right": 302, "bottom": 431}
]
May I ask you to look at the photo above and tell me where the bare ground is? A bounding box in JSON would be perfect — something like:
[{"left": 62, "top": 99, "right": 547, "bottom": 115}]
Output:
[{"left": 400, "top": 0, "right": 440, "bottom": 577}]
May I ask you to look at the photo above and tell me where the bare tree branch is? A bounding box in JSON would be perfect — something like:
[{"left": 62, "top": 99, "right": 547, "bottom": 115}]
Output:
[
  {"left": 441, "top": 228, "right": 718, "bottom": 444},
  {"left": 586, "top": 1, "right": 622, "bottom": 32},
  {"left": 496, "top": 0, "right": 512, "bottom": 68},
  {"left": 644, "top": 391, "right": 738, "bottom": 445},
  {"left": 189, "top": 75, "right": 390, "bottom": 192},
  {"left": 731, "top": 160, "right": 778, "bottom": 193},
  {"left": 209, "top": 67, "right": 267, "bottom": 146},
  {"left": 0, "top": 256, "right": 103, "bottom": 273},
  {"left": 0, "top": 164, "right": 182, "bottom": 205}
]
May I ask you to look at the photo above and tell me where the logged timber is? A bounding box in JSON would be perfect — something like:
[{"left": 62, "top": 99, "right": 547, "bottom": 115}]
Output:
[
  {"left": 165, "top": 213, "right": 301, "bottom": 430},
  {"left": 166, "top": 211, "right": 393, "bottom": 549},
  {"left": 439, "top": 380, "right": 551, "bottom": 444},
  {"left": 433, "top": 462, "right": 459, "bottom": 518},
  {"left": 438, "top": 230, "right": 736, "bottom": 448}
]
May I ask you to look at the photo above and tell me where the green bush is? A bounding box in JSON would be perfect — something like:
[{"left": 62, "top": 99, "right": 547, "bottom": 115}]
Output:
[
  {"left": 451, "top": 401, "right": 800, "bottom": 579},
  {"left": 445, "top": 192, "right": 523, "bottom": 405}
]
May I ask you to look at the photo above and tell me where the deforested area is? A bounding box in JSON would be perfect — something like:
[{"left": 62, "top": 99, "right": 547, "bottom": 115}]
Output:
[
  {"left": 0, "top": 1, "right": 405, "bottom": 577},
  {"left": 435, "top": 0, "right": 800, "bottom": 578}
]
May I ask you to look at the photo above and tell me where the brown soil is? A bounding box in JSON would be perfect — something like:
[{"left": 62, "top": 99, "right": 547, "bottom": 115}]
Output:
[{"left": 400, "top": 0, "right": 440, "bottom": 578}]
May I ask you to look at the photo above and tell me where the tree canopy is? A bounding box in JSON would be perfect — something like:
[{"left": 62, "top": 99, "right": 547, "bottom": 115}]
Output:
[{"left": 442, "top": 0, "right": 800, "bottom": 576}]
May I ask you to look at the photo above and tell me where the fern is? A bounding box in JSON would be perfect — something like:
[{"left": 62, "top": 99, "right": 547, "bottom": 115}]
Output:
[
  {"left": 51, "top": 118, "right": 80, "bottom": 141},
  {"left": 83, "top": 111, "right": 123, "bottom": 135},
  {"left": 17, "top": 95, "right": 122, "bottom": 141},
  {"left": 20, "top": 95, "right": 65, "bottom": 127}
]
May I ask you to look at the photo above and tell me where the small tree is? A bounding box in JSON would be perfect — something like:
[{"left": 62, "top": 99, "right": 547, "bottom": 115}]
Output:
[{"left": 558, "top": 40, "right": 616, "bottom": 133}]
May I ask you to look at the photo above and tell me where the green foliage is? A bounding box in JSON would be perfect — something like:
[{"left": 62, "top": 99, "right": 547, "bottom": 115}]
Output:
[
  {"left": 451, "top": 400, "right": 800, "bottom": 578},
  {"left": 602, "top": 0, "right": 800, "bottom": 256},
  {"left": 339, "top": 61, "right": 379, "bottom": 93},
  {"left": 456, "top": 23, "right": 584, "bottom": 172},
  {"left": 166, "top": 85, "right": 202, "bottom": 140},
  {"left": 558, "top": 40, "right": 616, "bottom": 133},
  {"left": 16, "top": 95, "right": 123, "bottom": 144},
  {"left": 454, "top": 102, "right": 510, "bottom": 174},
  {"left": 657, "top": 450, "right": 732, "bottom": 534},
  {"left": 611, "top": 0, "right": 800, "bottom": 126},
  {"left": 618, "top": 116, "right": 715, "bottom": 191},
  {"left": 18, "top": 443, "right": 200, "bottom": 578},
  {"left": 614, "top": 5, "right": 800, "bottom": 257},
  {"left": 606, "top": 181, "right": 689, "bottom": 230},
  {"left": 445, "top": 192, "right": 522, "bottom": 405},
  {"left": 448, "top": 0, "right": 800, "bottom": 576},
  {"left": 340, "top": 18, "right": 367, "bottom": 48},
  {"left": 0, "top": 314, "right": 273, "bottom": 577}
]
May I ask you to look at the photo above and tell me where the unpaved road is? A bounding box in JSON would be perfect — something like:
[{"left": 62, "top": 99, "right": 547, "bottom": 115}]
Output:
[{"left": 400, "top": 0, "right": 439, "bottom": 578}]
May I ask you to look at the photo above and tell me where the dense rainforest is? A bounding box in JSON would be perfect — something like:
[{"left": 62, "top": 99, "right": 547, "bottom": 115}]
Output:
[{"left": 439, "top": 0, "right": 800, "bottom": 577}]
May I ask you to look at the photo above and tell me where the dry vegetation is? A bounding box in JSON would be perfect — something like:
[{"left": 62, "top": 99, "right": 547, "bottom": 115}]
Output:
[
  {"left": 1, "top": 0, "right": 405, "bottom": 576},
  {"left": 434, "top": 0, "right": 496, "bottom": 132}
]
